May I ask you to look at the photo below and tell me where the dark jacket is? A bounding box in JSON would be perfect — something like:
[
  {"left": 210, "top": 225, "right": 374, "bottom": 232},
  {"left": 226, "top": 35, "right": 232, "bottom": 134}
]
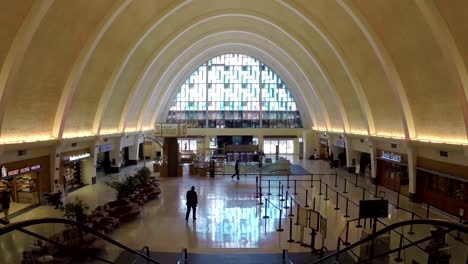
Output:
[
  {"left": 186, "top": 190, "right": 198, "bottom": 207},
  {"left": 235, "top": 161, "right": 239, "bottom": 172},
  {"left": 1, "top": 192, "right": 10, "bottom": 209}
]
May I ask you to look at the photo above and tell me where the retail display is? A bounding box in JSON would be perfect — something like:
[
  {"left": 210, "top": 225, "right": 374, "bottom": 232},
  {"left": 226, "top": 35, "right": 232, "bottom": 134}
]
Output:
[{"left": 64, "top": 162, "right": 84, "bottom": 191}]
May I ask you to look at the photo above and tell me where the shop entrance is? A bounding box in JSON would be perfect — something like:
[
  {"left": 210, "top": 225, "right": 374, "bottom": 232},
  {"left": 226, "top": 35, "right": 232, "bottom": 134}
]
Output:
[{"left": 377, "top": 159, "right": 409, "bottom": 196}]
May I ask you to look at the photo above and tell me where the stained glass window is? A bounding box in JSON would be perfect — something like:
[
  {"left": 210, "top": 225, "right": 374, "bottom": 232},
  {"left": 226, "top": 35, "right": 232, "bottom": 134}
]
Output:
[{"left": 166, "top": 54, "right": 302, "bottom": 128}]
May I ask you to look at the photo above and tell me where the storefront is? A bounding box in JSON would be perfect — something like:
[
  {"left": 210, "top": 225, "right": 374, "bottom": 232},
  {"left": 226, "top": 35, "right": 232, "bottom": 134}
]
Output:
[
  {"left": 416, "top": 157, "right": 468, "bottom": 219},
  {"left": 60, "top": 149, "right": 94, "bottom": 194},
  {"left": 0, "top": 156, "right": 50, "bottom": 214},
  {"left": 319, "top": 135, "right": 329, "bottom": 160},
  {"left": 376, "top": 150, "right": 409, "bottom": 195}
]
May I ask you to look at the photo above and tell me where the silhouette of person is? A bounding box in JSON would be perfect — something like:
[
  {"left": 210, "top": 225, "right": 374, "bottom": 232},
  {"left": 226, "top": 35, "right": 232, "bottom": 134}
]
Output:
[
  {"left": 186, "top": 186, "right": 198, "bottom": 222},
  {"left": 231, "top": 160, "right": 240, "bottom": 180}
]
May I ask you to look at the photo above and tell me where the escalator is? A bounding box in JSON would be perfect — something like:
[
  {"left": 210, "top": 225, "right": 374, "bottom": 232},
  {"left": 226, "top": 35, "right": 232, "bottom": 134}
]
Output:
[
  {"left": 0, "top": 218, "right": 159, "bottom": 263},
  {"left": 313, "top": 219, "right": 468, "bottom": 264}
]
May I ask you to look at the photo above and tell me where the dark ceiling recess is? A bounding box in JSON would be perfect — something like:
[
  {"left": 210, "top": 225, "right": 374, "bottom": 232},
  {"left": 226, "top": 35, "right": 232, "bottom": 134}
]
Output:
[
  {"left": 71, "top": 142, "right": 77, "bottom": 147},
  {"left": 17, "top": 150, "right": 27, "bottom": 156},
  {"left": 440, "top": 151, "right": 448, "bottom": 157},
  {"left": 391, "top": 143, "right": 397, "bottom": 149}
]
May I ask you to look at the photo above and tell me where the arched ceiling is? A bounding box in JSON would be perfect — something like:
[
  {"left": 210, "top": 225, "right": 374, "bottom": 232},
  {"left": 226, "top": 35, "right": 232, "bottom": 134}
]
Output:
[{"left": 0, "top": 0, "right": 467, "bottom": 145}]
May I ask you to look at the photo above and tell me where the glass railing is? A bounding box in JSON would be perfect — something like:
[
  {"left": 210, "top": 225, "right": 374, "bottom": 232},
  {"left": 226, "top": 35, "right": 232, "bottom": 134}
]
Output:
[
  {"left": 315, "top": 219, "right": 468, "bottom": 264},
  {"left": 0, "top": 218, "right": 160, "bottom": 264}
]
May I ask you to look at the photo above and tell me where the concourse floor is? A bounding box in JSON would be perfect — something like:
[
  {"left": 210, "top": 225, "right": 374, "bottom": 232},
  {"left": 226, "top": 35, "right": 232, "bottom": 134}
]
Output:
[{"left": 1, "top": 158, "right": 466, "bottom": 263}]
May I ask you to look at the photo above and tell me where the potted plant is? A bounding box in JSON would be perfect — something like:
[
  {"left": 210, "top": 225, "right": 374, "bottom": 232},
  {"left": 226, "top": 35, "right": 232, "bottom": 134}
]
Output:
[
  {"left": 106, "top": 176, "right": 137, "bottom": 200},
  {"left": 63, "top": 198, "right": 89, "bottom": 223}
]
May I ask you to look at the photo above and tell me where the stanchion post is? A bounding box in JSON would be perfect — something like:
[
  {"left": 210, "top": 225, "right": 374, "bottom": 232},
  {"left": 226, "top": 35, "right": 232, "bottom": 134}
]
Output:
[
  {"left": 318, "top": 179, "right": 323, "bottom": 195},
  {"left": 324, "top": 184, "right": 329, "bottom": 201},
  {"left": 362, "top": 187, "right": 366, "bottom": 200},
  {"left": 334, "top": 191, "right": 340, "bottom": 210},
  {"left": 313, "top": 197, "right": 316, "bottom": 211},
  {"left": 294, "top": 180, "right": 298, "bottom": 195},
  {"left": 310, "top": 174, "right": 314, "bottom": 188},
  {"left": 394, "top": 233, "right": 404, "bottom": 262},
  {"left": 258, "top": 187, "right": 263, "bottom": 205},
  {"left": 334, "top": 173, "right": 338, "bottom": 187},
  {"left": 277, "top": 181, "right": 281, "bottom": 197},
  {"left": 310, "top": 229, "right": 316, "bottom": 250},
  {"left": 267, "top": 180, "right": 271, "bottom": 195},
  {"left": 305, "top": 190, "right": 309, "bottom": 208},
  {"left": 280, "top": 185, "right": 285, "bottom": 202},
  {"left": 256, "top": 176, "right": 258, "bottom": 198},
  {"left": 263, "top": 199, "right": 269, "bottom": 219},
  {"left": 287, "top": 174, "right": 290, "bottom": 188},
  {"left": 289, "top": 197, "right": 294, "bottom": 217},
  {"left": 408, "top": 212, "right": 415, "bottom": 235},
  {"left": 356, "top": 218, "right": 362, "bottom": 228},
  {"left": 343, "top": 179, "right": 348, "bottom": 194},
  {"left": 287, "top": 218, "right": 295, "bottom": 242},
  {"left": 374, "top": 183, "right": 378, "bottom": 198},
  {"left": 344, "top": 221, "right": 350, "bottom": 246},
  {"left": 295, "top": 206, "right": 300, "bottom": 225},
  {"left": 426, "top": 204, "right": 430, "bottom": 218},
  {"left": 277, "top": 210, "right": 284, "bottom": 232},
  {"left": 284, "top": 191, "right": 289, "bottom": 208},
  {"left": 355, "top": 173, "right": 359, "bottom": 187},
  {"left": 344, "top": 198, "right": 350, "bottom": 218}
]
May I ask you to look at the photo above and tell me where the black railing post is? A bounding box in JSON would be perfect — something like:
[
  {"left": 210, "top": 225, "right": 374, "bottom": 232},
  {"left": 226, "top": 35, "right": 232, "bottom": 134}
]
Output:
[
  {"left": 356, "top": 218, "right": 362, "bottom": 228},
  {"left": 280, "top": 185, "right": 285, "bottom": 202},
  {"left": 334, "top": 173, "right": 338, "bottom": 187},
  {"left": 287, "top": 174, "right": 290, "bottom": 188},
  {"left": 310, "top": 174, "right": 314, "bottom": 188},
  {"left": 343, "top": 179, "right": 348, "bottom": 194},
  {"left": 334, "top": 191, "right": 340, "bottom": 210},
  {"left": 396, "top": 191, "right": 400, "bottom": 209},
  {"left": 408, "top": 212, "right": 415, "bottom": 235},
  {"left": 324, "top": 184, "right": 329, "bottom": 201},
  {"left": 277, "top": 181, "right": 281, "bottom": 197},
  {"left": 267, "top": 180, "right": 271, "bottom": 195},
  {"left": 277, "top": 210, "right": 284, "bottom": 232},
  {"left": 289, "top": 197, "right": 294, "bottom": 217},
  {"left": 344, "top": 221, "right": 350, "bottom": 246},
  {"left": 355, "top": 173, "right": 359, "bottom": 186},
  {"left": 295, "top": 206, "right": 300, "bottom": 225},
  {"left": 311, "top": 229, "right": 316, "bottom": 250},
  {"left": 304, "top": 189, "right": 309, "bottom": 208},
  {"left": 394, "top": 233, "right": 404, "bottom": 262},
  {"left": 313, "top": 197, "right": 316, "bottom": 211},
  {"left": 426, "top": 204, "right": 430, "bottom": 218},
  {"left": 344, "top": 198, "right": 350, "bottom": 218},
  {"left": 256, "top": 176, "right": 259, "bottom": 198},
  {"left": 287, "top": 218, "right": 295, "bottom": 243},
  {"left": 294, "top": 180, "right": 298, "bottom": 195},
  {"left": 263, "top": 198, "right": 269, "bottom": 219},
  {"left": 318, "top": 179, "right": 323, "bottom": 195},
  {"left": 258, "top": 187, "right": 263, "bottom": 205},
  {"left": 284, "top": 191, "right": 290, "bottom": 209},
  {"left": 362, "top": 187, "right": 366, "bottom": 200}
]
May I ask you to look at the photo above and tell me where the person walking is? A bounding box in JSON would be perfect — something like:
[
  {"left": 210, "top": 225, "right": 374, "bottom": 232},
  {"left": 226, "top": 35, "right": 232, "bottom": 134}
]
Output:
[
  {"left": 53, "top": 179, "right": 63, "bottom": 209},
  {"left": 1, "top": 190, "right": 11, "bottom": 223},
  {"left": 185, "top": 186, "right": 198, "bottom": 222},
  {"left": 231, "top": 160, "right": 240, "bottom": 180}
]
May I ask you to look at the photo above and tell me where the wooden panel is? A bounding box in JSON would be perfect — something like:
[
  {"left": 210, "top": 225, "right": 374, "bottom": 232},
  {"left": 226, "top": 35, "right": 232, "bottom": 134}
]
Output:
[{"left": 417, "top": 157, "right": 468, "bottom": 178}]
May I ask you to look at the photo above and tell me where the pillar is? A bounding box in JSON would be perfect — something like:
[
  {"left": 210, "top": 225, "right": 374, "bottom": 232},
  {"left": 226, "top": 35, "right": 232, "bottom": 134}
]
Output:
[
  {"left": 164, "top": 137, "right": 179, "bottom": 177},
  {"left": 257, "top": 135, "right": 264, "bottom": 152},
  {"left": 344, "top": 136, "right": 360, "bottom": 167},
  {"left": 302, "top": 130, "right": 316, "bottom": 159},
  {"left": 369, "top": 142, "right": 377, "bottom": 182},
  {"left": 407, "top": 145, "right": 417, "bottom": 201},
  {"left": 108, "top": 137, "right": 122, "bottom": 173},
  {"left": 127, "top": 143, "right": 139, "bottom": 166}
]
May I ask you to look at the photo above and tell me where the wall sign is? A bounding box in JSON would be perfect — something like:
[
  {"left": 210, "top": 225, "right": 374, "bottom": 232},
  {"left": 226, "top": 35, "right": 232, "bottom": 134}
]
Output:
[
  {"left": 8, "top": 169, "right": 19, "bottom": 176},
  {"left": 67, "top": 153, "right": 91, "bottom": 161},
  {"left": 154, "top": 124, "right": 161, "bottom": 136},
  {"left": 335, "top": 139, "right": 346, "bottom": 148},
  {"left": 99, "top": 144, "right": 113, "bottom": 153},
  {"left": 20, "top": 167, "right": 30, "bottom": 173},
  {"left": 30, "top": 165, "right": 41, "bottom": 171},
  {"left": 381, "top": 151, "right": 401, "bottom": 163}
]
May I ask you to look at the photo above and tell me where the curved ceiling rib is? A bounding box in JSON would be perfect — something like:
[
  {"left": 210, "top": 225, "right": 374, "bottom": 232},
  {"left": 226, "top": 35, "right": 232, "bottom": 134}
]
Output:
[
  {"left": 51, "top": 0, "right": 132, "bottom": 139},
  {"left": 130, "top": 31, "right": 327, "bottom": 131},
  {"left": 147, "top": 43, "right": 316, "bottom": 129},
  {"left": 337, "top": 0, "right": 415, "bottom": 140},
  {"left": 117, "top": 13, "right": 348, "bottom": 132},
  {"left": 0, "top": 0, "right": 54, "bottom": 140},
  {"left": 277, "top": 0, "right": 374, "bottom": 135},
  {"left": 92, "top": 0, "right": 192, "bottom": 135},
  {"left": 415, "top": 0, "right": 468, "bottom": 142}
]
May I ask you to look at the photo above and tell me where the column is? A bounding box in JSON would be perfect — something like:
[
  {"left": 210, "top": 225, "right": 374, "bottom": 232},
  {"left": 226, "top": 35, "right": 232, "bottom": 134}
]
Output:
[
  {"left": 109, "top": 137, "right": 123, "bottom": 173},
  {"left": 407, "top": 144, "right": 417, "bottom": 201},
  {"left": 127, "top": 142, "right": 139, "bottom": 166},
  {"left": 344, "top": 136, "right": 360, "bottom": 167},
  {"left": 302, "top": 130, "right": 315, "bottom": 159},
  {"left": 164, "top": 137, "right": 179, "bottom": 177},
  {"left": 369, "top": 142, "right": 377, "bottom": 182},
  {"left": 257, "top": 135, "right": 264, "bottom": 152}
]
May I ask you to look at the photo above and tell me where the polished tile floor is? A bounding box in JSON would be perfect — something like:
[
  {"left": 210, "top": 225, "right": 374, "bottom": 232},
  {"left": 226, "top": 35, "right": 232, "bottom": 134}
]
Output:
[{"left": 1, "top": 158, "right": 467, "bottom": 263}]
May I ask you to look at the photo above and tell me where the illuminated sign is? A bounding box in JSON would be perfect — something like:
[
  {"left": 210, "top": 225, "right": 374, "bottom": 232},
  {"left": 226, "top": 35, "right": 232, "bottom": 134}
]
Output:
[
  {"left": 1, "top": 166, "right": 6, "bottom": 178},
  {"left": 381, "top": 151, "right": 401, "bottom": 163},
  {"left": 99, "top": 144, "right": 113, "bottom": 152},
  {"left": 8, "top": 169, "right": 19, "bottom": 176},
  {"left": 20, "top": 167, "right": 30, "bottom": 173},
  {"left": 68, "top": 153, "right": 91, "bottom": 161},
  {"left": 30, "top": 165, "right": 41, "bottom": 170}
]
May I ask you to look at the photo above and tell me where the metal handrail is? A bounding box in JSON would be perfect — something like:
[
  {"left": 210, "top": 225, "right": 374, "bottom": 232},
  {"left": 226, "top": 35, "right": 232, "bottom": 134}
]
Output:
[
  {"left": 282, "top": 249, "right": 293, "bottom": 264},
  {"left": 312, "top": 218, "right": 468, "bottom": 264},
  {"left": 177, "top": 248, "right": 188, "bottom": 264},
  {"left": 0, "top": 218, "right": 161, "bottom": 264}
]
